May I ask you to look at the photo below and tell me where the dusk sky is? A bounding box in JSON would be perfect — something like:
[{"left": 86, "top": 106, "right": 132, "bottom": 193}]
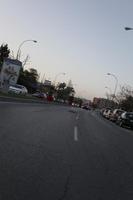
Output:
[{"left": 0, "top": 0, "right": 133, "bottom": 99}]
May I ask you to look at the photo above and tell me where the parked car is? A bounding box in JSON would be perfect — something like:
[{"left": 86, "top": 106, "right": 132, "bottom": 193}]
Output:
[
  {"left": 103, "top": 109, "right": 108, "bottom": 117},
  {"left": 82, "top": 105, "right": 91, "bottom": 110},
  {"left": 106, "top": 109, "right": 113, "bottom": 119},
  {"left": 8, "top": 84, "right": 28, "bottom": 95},
  {"left": 32, "top": 92, "right": 47, "bottom": 99},
  {"left": 103, "top": 108, "right": 111, "bottom": 118},
  {"left": 81, "top": 102, "right": 91, "bottom": 110},
  {"left": 117, "top": 112, "right": 133, "bottom": 129},
  {"left": 110, "top": 109, "right": 125, "bottom": 122}
]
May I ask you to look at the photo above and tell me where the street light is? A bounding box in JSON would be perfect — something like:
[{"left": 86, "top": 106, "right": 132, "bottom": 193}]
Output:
[
  {"left": 16, "top": 39, "right": 37, "bottom": 60},
  {"left": 125, "top": 27, "right": 133, "bottom": 31},
  {"left": 105, "top": 86, "right": 112, "bottom": 101},
  {"left": 107, "top": 73, "right": 118, "bottom": 99},
  {"left": 54, "top": 72, "right": 66, "bottom": 85},
  {"left": 105, "top": 86, "right": 112, "bottom": 94}
]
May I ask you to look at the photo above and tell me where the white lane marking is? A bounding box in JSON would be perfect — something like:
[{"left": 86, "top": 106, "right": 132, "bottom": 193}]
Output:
[
  {"left": 76, "top": 114, "right": 79, "bottom": 120},
  {"left": 74, "top": 126, "right": 78, "bottom": 141}
]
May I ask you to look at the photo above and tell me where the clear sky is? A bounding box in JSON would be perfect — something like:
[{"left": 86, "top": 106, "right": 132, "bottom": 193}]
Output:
[{"left": 0, "top": 0, "right": 133, "bottom": 99}]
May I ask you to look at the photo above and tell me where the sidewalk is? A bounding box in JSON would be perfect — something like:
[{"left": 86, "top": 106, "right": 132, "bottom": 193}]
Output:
[
  {"left": 0, "top": 94, "right": 46, "bottom": 104},
  {"left": 0, "top": 94, "right": 69, "bottom": 107}
]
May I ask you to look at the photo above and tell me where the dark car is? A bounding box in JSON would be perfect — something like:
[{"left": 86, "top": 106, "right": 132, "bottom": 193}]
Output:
[
  {"left": 117, "top": 112, "right": 133, "bottom": 129},
  {"left": 32, "top": 92, "right": 47, "bottom": 99},
  {"left": 82, "top": 105, "right": 91, "bottom": 110}
]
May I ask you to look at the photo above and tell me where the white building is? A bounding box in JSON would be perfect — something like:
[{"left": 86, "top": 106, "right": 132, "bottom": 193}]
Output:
[{"left": 0, "top": 58, "right": 22, "bottom": 89}]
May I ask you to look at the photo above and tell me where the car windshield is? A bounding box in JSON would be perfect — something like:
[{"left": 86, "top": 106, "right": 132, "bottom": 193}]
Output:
[{"left": 127, "top": 113, "right": 133, "bottom": 119}]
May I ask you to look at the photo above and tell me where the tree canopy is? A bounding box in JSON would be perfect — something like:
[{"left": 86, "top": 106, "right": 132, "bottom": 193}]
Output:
[
  {"left": 120, "top": 96, "right": 133, "bottom": 112},
  {"left": 116, "top": 85, "right": 133, "bottom": 111},
  {"left": 18, "top": 68, "right": 39, "bottom": 93},
  {"left": 0, "top": 44, "right": 10, "bottom": 69},
  {"left": 56, "top": 82, "right": 75, "bottom": 102}
]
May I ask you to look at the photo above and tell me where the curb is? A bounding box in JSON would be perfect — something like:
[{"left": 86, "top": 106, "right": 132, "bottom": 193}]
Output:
[
  {"left": 0, "top": 95, "right": 46, "bottom": 104},
  {"left": 0, "top": 95, "right": 70, "bottom": 107}
]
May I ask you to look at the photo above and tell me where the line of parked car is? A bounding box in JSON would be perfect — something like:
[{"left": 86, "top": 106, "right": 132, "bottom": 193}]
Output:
[
  {"left": 101, "top": 108, "right": 133, "bottom": 130},
  {"left": 8, "top": 84, "right": 56, "bottom": 102}
]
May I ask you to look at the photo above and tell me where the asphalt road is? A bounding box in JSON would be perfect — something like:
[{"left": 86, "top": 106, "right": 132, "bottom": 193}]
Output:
[{"left": 1, "top": 102, "right": 133, "bottom": 200}]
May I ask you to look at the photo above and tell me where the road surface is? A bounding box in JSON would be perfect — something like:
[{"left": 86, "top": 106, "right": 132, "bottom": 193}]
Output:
[{"left": 1, "top": 102, "right": 133, "bottom": 200}]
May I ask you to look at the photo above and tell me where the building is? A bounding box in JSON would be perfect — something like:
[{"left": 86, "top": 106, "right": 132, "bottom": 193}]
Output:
[
  {"left": 0, "top": 58, "right": 22, "bottom": 90},
  {"left": 44, "top": 80, "right": 51, "bottom": 86},
  {"left": 93, "top": 97, "right": 100, "bottom": 106}
]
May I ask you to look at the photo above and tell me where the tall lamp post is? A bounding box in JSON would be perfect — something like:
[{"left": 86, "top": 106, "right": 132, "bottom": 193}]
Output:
[
  {"left": 105, "top": 86, "right": 112, "bottom": 104},
  {"left": 107, "top": 73, "right": 118, "bottom": 99},
  {"left": 16, "top": 39, "right": 37, "bottom": 60},
  {"left": 105, "top": 86, "right": 112, "bottom": 95},
  {"left": 54, "top": 72, "right": 66, "bottom": 86}
]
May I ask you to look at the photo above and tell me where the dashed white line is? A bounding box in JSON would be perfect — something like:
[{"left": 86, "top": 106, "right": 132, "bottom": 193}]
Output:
[
  {"left": 74, "top": 126, "right": 78, "bottom": 141},
  {"left": 76, "top": 114, "right": 79, "bottom": 120}
]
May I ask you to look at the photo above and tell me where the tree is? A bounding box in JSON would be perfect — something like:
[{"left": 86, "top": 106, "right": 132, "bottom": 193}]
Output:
[
  {"left": 28, "top": 68, "right": 39, "bottom": 83},
  {"left": 56, "top": 82, "right": 75, "bottom": 102},
  {"left": 57, "top": 82, "right": 66, "bottom": 90},
  {"left": 0, "top": 44, "right": 10, "bottom": 70},
  {"left": 56, "top": 82, "right": 66, "bottom": 99},
  {"left": 116, "top": 85, "right": 133, "bottom": 111},
  {"left": 119, "top": 85, "right": 133, "bottom": 99},
  {"left": 73, "top": 97, "right": 83, "bottom": 107},
  {"left": 63, "top": 86, "right": 75, "bottom": 101},
  {"left": 116, "top": 85, "right": 133, "bottom": 104},
  {"left": 56, "top": 83, "right": 66, "bottom": 100},
  {"left": 120, "top": 96, "right": 133, "bottom": 111},
  {"left": 17, "top": 68, "right": 39, "bottom": 93}
]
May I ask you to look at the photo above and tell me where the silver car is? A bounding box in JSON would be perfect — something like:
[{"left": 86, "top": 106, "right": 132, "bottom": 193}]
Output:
[{"left": 8, "top": 84, "right": 28, "bottom": 95}]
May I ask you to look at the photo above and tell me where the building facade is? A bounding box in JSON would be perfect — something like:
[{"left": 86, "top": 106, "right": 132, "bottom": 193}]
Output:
[{"left": 0, "top": 58, "right": 22, "bottom": 90}]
